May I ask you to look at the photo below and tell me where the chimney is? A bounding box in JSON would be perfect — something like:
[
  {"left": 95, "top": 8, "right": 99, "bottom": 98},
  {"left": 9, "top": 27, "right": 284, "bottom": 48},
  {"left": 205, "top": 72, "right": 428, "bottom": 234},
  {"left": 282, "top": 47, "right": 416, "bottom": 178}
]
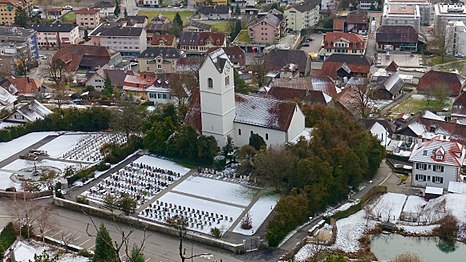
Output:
[
  {"left": 143, "top": 73, "right": 147, "bottom": 79},
  {"left": 27, "top": 77, "right": 30, "bottom": 84}
]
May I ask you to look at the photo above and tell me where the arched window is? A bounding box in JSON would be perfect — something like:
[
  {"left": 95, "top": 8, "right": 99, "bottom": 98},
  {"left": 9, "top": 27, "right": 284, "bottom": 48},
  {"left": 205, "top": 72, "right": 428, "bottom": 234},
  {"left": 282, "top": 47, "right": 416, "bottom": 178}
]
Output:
[
  {"left": 208, "top": 78, "right": 213, "bottom": 88},
  {"left": 225, "top": 76, "right": 230, "bottom": 86}
]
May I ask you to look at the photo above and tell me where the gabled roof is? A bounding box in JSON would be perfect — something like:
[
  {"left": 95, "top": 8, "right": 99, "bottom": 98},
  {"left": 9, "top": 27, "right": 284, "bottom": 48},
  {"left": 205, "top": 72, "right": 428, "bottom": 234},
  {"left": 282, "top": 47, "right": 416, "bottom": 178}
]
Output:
[
  {"left": 199, "top": 5, "right": 230, "bottom": 15},
  {"left": 185, "top": 21, "right": 212, "bottom": 30},
  {"left": 0, "top": 86, "right": 16, "bottom": 108},
  {"left": 386, "top": 61, "right": 399, "bottom": 72},
  {"left": 206, "top": 46, "right": 245, "bottom": 65},
  {"left": 30, "top": 23, "right": 78, "bottom": 32},
  {"left": 6, "top": 76, "right": 40, "bottom": 96},
  {"left": 75, "top": 8, "right": 99, "bottom": 15},
  {"left": 333, "top": 18, "right": 346, "bottom": 31},
  {"left": 452, "top": 92, "right": 466, "bottom": 115},
  {"left": 234, "top": 94, "right": 297, "bottom": 131},
  {"left": 90, "top": 24, "right": 144, "bottom": 37},
  {"left": 249, "top": 9, "right": 284, "bottom": 28},
  {"left": 138, "top": 47, "right": 181, "bottom": 59},
  {"left": 117, "top": 16, "right": 148, "bottom": 24},
  {"left": 13, "top": 100, "right": 52, "bottom": 122},
  {"left": 264, "top": 49, "right": 309, "bottom": 73},
  {"left": 288, "top": 0, "right": 320, "bottom": 12},
  {"left": 267, "top": 86, "right": 333, "bottom": 105},
  {"left": 179, "top": 31, "right": 225, "bottom": 46},
  {"left": 321, "top": 54, "right": 372, "bottom": 79},
  {"left": 418, "top": 70, "right": 466, "bottom": 96},
  {"left": 269, "top": 76, "right": 337, "bottom": 97},
  {"left": 360, "top": 119, "right": 396, "bottom": 134},
  {"left": 150, "top": 34, "right": 176, "bottom": 46},
  {"left": 93, "top": 1, "right": 114, "bottom": 8},
  {"left": 346, "top": 11, "right": 368, "bottom": 24},
  {"left": 379, "top": 73, "right": 404, "bottom": 95},
  {"left": 103, "top": 69, "right": 134, "bottom": 88},
  {"left": 324, "top": 32, "right": 365, "bottom": 44},
  {"left": 409, "top": 140, "right": 465, "bottom": 167},
  {"left": 376, "top": 25, "right": 418, "bottom": 43},
  {"left": 53, "top": 44, "right": 114, "bottom": 72}
]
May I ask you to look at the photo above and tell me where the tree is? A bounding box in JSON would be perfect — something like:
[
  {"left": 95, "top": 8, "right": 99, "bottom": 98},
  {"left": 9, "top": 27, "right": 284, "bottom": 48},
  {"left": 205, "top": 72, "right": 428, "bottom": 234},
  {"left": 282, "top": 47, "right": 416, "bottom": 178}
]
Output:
[
  {"left": 173, "top": 12, "right": 183, "bottom": 27},
  {"left": 349, "top": 82, "right": 374, "bottom": 118},
  {"left": 197, "top": 135, "right": 219, "bottom": 164},
  {"left": 110, "top": 102, "right": 145, "bottom": 139},
  {"left": 14, "top": 6, "right": 28, "bottom": 28},
  {"left": 114, "top": 3, "right": 120, "bottom": 17},
  {"left": 234, "top": 3, "right": 241, "bottom": 15},
  {"left": 33, "top": 251, "right": 59, "bottom": 262},
  {"left": 249, "top": 132, "right": 266, "bottom": 150},
  {"left": 252, "top": 55, "right": 267, "bottom": 88},
  {"left": 48, "top": 59, "right": 67, "bottom": 86},
  {"left": 433, "top": 214, "right": 458, "bottom": 242},
  {"left": 428, "top": 84, "right": 451, "bottom": 106},
  {"left": 103, "top": 194, "right": 118, "bottom": 212},
  {"left": 129, "top": 245, "right": 145, "bottom": 262},
  {"left": 234, "top": 69, "right": 249, "bottom": 94},
  {"left": 116, "top": 194, "right": 137, "bottom": 215},
  {"left": 93, "top": 224, "right": 117, "bottom": 262},
  {"left": 84, "top": 29, "right": 89, "bottom": 41},
  {"left": 102, "top": 74, "right": 114, "bottom": 98},
  {"left": 393, "top": 253, "right": 421, "bottom": 262},
  {"left": 253, "top": 146, "right": 296, "bottom": 190}
]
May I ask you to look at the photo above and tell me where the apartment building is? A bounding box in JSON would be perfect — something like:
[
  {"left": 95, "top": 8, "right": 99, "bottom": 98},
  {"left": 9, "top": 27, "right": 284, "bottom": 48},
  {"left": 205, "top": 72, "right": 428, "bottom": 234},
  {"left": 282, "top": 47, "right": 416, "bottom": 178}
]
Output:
[
  {"left": 0, "top": 26, "right": 38, "bottom": 60},
  {"left": 30, "top": 23, "right": 79, "bottom": 49},
  {"left": 385, "top": 0, "right": 431, "bottom": 25},
  {"left": 284, "top": 0, "right": 321, "bottom": 31},
  {"left": 248, "top": 9, "right": 285, "bottom": 44},
  {"left": 89, "top": 24, "right": 147, "bottom": 57},
  {"left": 445, "top": 21, "right": 466, "bottom": 57},
  {"left": 382, "top": 4, "right": 421, "bottom": 32},
  {"left": 435, "top": 3, "right": 466, "bottom": 34},
  {"left": 0, "top": 0, "right": 30, "bottom": 25},
  {"left": 75, "top": 8, "right": 101, "bottom": 29}
]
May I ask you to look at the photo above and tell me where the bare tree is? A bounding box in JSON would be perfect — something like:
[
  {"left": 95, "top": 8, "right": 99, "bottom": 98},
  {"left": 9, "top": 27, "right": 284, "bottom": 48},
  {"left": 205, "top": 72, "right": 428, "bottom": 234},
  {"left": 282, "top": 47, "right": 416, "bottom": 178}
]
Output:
[
  {"left": 85, "top": 213, "right": 148, "bottom": 262},
  {"left": 166, "top": 216, "right": 211, "bottom": 262},
  {"left": 60, "top": 232, "right": 76, "bottom": 252},
  {"left": 393, "top": 252, "right": 421, "bottom": 262},
  {"left": 347, "top": 81, "right": 374, "bottom": 118},
  {"left": 251, "top": 55, "right": 267, "bottom": 88},
  {"left": 166, "top": 73, "right": 196, "bottom": 109}
]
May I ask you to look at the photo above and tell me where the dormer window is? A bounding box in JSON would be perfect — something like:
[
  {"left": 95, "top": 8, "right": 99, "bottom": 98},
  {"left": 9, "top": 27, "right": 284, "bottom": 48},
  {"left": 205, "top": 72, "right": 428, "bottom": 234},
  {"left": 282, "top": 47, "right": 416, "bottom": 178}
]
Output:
[{"left": 435, "top": 154, "right": 444, "bottom": 161}]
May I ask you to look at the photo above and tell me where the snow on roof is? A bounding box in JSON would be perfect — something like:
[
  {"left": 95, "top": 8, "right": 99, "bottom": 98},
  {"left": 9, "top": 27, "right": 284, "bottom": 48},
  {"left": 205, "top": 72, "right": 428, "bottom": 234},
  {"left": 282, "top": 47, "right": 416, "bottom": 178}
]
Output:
[
  {"left": 13, "top": 241, "right": 45, "bottom": 262},
  {"left": 323, "top": 92, "right": 332, "bottom": 103},
  {"left": 425, "top": 186, "right": 443, "bottom": 195},
  {"left": 16, "top": 100, "right": 52, "bottom": 122},
  {"left": 409, "top": 140, "right": 465, "bottom": 167},
  {"left": 234, "top": 94, "right": 297, "bottom": 131},
  {"left": 289, "top": 128, "right": 313, "bottom": 144},
  {"left": 448, "top": 181, "right": 466, "bottom": 194},
  {"left": 0, "top": 86, "right": 16, "bottom": 107},
  {"left": 408, "top": 122, "right": 425, "bottom": 136},
  {"left": 422, "top": 110, "right": 445, "bottom": 122}
]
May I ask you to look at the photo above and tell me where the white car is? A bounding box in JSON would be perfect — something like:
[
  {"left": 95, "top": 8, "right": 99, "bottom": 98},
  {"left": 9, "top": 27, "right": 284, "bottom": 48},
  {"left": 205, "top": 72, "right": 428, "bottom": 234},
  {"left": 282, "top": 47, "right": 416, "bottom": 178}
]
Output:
[{"left": 63, "top": 5, "right": 73, "bottom": 10}]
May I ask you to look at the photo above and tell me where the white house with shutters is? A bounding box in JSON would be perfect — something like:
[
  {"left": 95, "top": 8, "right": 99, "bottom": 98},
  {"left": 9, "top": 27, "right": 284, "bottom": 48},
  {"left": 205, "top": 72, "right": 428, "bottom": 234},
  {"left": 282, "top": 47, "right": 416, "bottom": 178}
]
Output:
[
  {"left": 198, "top": 48, "right": 306, "bottom": 147},
  {"left": 409, "top": 140, "right": 466, "bottom": 189}
]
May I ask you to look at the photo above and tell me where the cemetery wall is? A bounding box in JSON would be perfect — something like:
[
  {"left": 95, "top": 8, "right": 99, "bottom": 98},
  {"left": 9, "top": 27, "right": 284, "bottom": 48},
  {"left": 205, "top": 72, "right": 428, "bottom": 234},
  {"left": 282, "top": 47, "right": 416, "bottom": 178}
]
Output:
[{"left": 53, "top": 196, "right": 245, "bottom": 253}]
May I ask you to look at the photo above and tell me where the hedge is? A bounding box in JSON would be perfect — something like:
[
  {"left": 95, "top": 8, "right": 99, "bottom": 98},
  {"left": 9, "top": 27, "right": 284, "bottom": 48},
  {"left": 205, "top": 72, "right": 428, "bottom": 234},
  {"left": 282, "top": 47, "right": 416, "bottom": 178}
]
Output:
[{"left": 0, "top": 222, "right": 17, "bottom": 259}]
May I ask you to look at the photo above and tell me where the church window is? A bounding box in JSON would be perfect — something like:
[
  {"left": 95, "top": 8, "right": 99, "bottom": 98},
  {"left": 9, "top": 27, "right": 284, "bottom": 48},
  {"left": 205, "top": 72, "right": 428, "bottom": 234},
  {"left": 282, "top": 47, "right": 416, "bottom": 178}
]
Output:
[
  {"left": 225, "top": 76, "right": 230, "bottom": 86},
  {"left": 238, "top": 129, "right": 242, "bottom": 135},
  {"left": 208, "top": 78, "right": 213, "bottom": 88},
  {"left": 265, "top": 133, "right": 269, "bottom": 140}
]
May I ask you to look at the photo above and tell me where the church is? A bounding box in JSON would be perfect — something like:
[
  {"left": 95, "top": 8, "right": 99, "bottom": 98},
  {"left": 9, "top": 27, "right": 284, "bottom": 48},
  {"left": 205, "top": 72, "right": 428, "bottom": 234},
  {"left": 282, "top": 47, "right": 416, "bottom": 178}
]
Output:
[{"left": 186, "top": 48, "right": 307, "bottom": 147}]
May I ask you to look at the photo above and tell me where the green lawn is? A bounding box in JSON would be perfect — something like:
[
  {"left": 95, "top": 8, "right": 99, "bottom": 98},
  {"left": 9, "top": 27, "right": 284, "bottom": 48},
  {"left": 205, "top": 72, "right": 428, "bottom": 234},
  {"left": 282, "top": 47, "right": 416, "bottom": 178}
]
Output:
[
  {"left": 234, "top": 30, "right": 250, "bottom": 43},
  {"left": 200, "top": 20, "right": 231, "bottom": 33},
  {"left": 390, "top": 97, "right": 451, "bottom": 115},
  {"left": 61, "top": 11, "right": 76, "bottom": 23},
  {"left": 137, "top": 10, "right": 193, "bottom": 24},
  {"left": 431, "top": 56, "right": 459, "bottom": 65}
]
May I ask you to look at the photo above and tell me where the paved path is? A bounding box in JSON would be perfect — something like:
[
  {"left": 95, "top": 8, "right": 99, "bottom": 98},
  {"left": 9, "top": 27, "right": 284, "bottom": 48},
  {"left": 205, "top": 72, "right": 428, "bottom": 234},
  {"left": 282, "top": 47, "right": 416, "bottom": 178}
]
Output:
[{"left": 279, "top": 159, "right": 392, "bottom": 253}]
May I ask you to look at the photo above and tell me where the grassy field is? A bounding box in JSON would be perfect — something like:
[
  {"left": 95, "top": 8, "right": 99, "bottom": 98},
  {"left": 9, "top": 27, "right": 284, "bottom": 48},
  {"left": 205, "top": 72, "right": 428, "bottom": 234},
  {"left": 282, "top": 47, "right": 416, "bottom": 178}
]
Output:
[
  {"left": 137, "top": 10, "right": 194, "bottom": 24},
  {"left": 61, "top": 11, "right": 75, "bottom": 23},
  {"left": 431, "top": 56, "right": 459, "bottom": 65},
  {"left": 200, "top": 20, "right": 231, "bottom": 33},
  {"left": 390, "top": 97, "right": 450, "bottom": 115},
  {"left": 234, "top": 30, "right": 250, "bottom": 43}
]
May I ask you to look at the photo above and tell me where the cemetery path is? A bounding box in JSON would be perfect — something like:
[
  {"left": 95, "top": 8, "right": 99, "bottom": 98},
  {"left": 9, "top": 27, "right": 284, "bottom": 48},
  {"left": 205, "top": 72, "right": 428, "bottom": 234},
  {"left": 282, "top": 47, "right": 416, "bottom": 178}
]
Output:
[
  {"left": 65, "top": 152, "right": 143, "bottom": 201},
  {"left": 0, "top": 134, "right": 59, "bottom": 169}
]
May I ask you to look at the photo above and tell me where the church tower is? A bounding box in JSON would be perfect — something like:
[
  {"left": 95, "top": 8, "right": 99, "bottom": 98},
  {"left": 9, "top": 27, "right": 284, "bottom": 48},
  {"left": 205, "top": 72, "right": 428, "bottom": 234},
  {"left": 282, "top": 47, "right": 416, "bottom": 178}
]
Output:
[{"left": 199, "top": 48, "right": 236, "bottom": 147}]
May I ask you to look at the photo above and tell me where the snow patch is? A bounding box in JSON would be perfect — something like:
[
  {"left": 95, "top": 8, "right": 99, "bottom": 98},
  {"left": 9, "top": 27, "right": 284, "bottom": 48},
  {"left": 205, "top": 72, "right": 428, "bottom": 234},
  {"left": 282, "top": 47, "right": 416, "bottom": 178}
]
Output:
[{"left": 233, "top": 193, "right": 279, "bottom": 235}]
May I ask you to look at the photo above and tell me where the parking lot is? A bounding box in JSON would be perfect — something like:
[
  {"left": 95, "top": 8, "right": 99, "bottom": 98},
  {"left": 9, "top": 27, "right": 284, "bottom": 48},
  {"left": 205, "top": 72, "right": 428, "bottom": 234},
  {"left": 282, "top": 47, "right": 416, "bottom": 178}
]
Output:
[{"left": 300, "top": 33, "right": 323, "bottom": 60}]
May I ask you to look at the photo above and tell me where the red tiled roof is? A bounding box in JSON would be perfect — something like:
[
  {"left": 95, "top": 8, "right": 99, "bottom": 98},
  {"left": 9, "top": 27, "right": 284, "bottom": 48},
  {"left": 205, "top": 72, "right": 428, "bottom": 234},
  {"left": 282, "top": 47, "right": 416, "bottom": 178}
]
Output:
[
  {"left": 75, "top": 8, "right": 99, "bottom": 14},
  {"left": 418, "top": 70, "right": 465, "bottom": 97},
  {"left": 53, "top": 44, "right": 114, "bottom": 72},
  {"left": 452, "top": 92, "right": 466, "bottom": 115},
  {"left": 150, "top": 34, "right": 175, "bottom": 46},
  {"left": 333, "top": 18, "right": 346, "bottom": 31},
  {"left": 324, "top": 32, "right": 365, "bottom": 44},
  {"left": 7, "top": 77, "right": 40, "bottom": 95},
  {"left": 386, "top": 61, "right": 399, "bottom": 72},
  {"left": 347, "top": 11, "right": 368, "bottom": 24},
  {"left": 0, "top": 0, "right": 18, "bottom": 7}
]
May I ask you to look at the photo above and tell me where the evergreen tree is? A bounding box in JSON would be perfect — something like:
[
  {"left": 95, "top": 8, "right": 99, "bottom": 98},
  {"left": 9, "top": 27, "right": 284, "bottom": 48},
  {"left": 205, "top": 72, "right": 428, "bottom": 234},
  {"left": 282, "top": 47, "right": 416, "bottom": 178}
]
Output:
[
  {"left": 102, "top": 74, "right": 113, "bottom": 98},
  {"left": 14, "top": 6, "right": 28, "bottom": 28},
  {"left": 124, "top": 8, "right": 128, "bottom": 17},
  {"left": 84, "top": 29, "right": 89, "bottom": 41},
  {"left": 129, "top": 245, "right": 145, "bottom": 262},
  {"left": 249, "top": 133, "right": 266, "bottom": 150},
  {"left": 235, "top": 3, "right": 241, "bottom": 15},
  {"left": 234, "top": 69, "right": 248, "bottom": 94},
  {"left": 173, "top": 12, "right": 183, "bottom": 27},
  {"left": 93, "top": 224, "right": 117, "bottom": 262},
  {"left": 114, "top": 4, "right": 120, "bottom": 17}
]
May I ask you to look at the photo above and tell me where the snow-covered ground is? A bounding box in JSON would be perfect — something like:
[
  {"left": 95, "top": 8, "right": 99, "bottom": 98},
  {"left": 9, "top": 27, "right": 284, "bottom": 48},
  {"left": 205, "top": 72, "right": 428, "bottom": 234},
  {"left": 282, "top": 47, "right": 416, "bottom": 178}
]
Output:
[
  {"left": 10, "top": 240, "right": 89, "bottom": 262},
  {"left": 140, "top": 192, "right": 244, "bottom": 235},
  {"left": 402, "top": 196, "right": 426, "bottom": 214},
  {"left": 1, "top": 159, "right": 87, "bottom": 173},
  {"left": 399, "top": 224, "right": 438, "bottom": 234},
  {"left": 135, "top": 155, "right": 190, "bottom": 176},
  {"left": 370, "top": 193, "right": 407, "bottom": 223},
  {"left": 0, "top": 132, "right": 55, "bottom": 162},
  {"left": 233, "top": 193, "right": 279, "bottom": 235},
  {"left": 172, "top": 176, "right": 259, "bottom": 207},
  {"left": 0, "top": 122, "right": 20, "bottom": 129},
  {"left": 420, "top": 194, "right": 466, "bottom": 224},
  {"left": 38, "top": 134, "right": 88, "bottom": 158},
  {"left": 0, "top": 171, "right": 21, "bottom": 190}
]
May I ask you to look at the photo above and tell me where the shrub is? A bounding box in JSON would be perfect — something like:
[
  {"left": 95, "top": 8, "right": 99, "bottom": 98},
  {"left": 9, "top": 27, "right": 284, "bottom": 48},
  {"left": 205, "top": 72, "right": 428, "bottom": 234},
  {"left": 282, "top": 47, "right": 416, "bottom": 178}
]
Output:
[
  {"left": 433, "top": 214, "right": 458, "bottom": 242},
  {"left": 5, "top": 187, "right": 16, "bottom": 192},
  {"left": 213, "top": 155, "right": 226, "bottom": 170},
  {"left": 76, "top": 195, "right": 89, "bottom": 205},
  {"left": 0, "top": 222, "right": 16, "bottom": 258},
  {"left": 210, "top": 227, "right": 222, "bottom": 238},
  {"left": 96, "top": 161, "right": 110, "bottom": 171},
  {"left": 67, "top": 166, "right": 96, "bottom": 186}
]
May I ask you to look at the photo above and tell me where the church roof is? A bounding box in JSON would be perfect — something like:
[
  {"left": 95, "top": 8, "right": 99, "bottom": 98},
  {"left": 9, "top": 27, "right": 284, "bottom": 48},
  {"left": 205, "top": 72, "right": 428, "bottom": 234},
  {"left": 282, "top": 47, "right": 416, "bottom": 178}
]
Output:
[{"left": 234, "top": 94, "right": 296, "bottom": 131}]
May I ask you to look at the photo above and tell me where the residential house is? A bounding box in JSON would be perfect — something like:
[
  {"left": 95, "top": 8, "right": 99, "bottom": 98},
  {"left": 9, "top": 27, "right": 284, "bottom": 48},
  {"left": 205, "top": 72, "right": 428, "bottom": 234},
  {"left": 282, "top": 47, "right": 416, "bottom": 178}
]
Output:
[
  {"left": 195, "top": 0, "right": 227, "bottom": 6},
  {"left": 360, "top": 0, "right": 378, "bottom": 10},
  {"left": 31, "top": 23, "right": 79, "bottom": 49},
  {"left": 373, "top": 73, "right": 404, "bottom": 100},
  {"left": 2, "top": 76, "right": 40, "bottom": 97},
  {"left": 93, "top": 1, "right": 115, "bottom": 17},
  {"left": 47, "top": 8, "right": 65, "bottom": 20},
  {"left": 183, "top": 21, "right": 212, "bottom": 32},
  {"left": 322, "top": 0, "right": 336, "bottom": 10},
  {"left": 417, "top": 70, "right": 466, "bottom": 97},
  {"left": 346, "top": 11, "right": 369, "bottom": 34},
  {"left": 382, "top": 4, "right": 420, "bottom": 33},
  {"left": 319, "top": 32, "right": 366, "bottom": 60},
  {"left": 284, "top": 0, "right": 321, "bottom": 31},
  {"left": 445, "top": 21, "right": 466, "bottom": 57},
  {"left": 0, "top": 0, "right": 30, "bottom": 25},
  {"left": 360, "top": 119, "right": 395, "bottom": 147},
  {"left": 146, "top": 73, "right": 196, "bottom": 105},
  {"left": 248, "top": 9, "right": 286, "bottom": 44},
  {"left": 122, "top": 72, "right": 157, "bottom": 99},
  {"left": 178, "top": 31, "right": 226, "bottom": 54},
  {"left": 434, "top": 3, "right": 466, "bottom": 35},
  {"left": 176, "top": 57, "right": 203, "bottom": 73},
  {"left": 198, "top": 5, "right": 231, "bottom": 20},
  {"left": 117, "top": 16, "right": 148, "bottom": 28},
  {"left": 6, "top": 100, "right": 52, "bottom": 123},
  {"left": 75, "top": 8, "right": 101, "bottom": 29},
  {"left": 452, "top": 92, "right": 466, "bottom": 125},
  {"left": 319, "top": 54, "right": 372, "bottom": 79},
  {"left": 142, "top": 0, "right": 160, "bottom": 6},
  {"left": 137, "top": 47, "right": 181, "bottom": 73},
  {"left": 264, "top": 49, "right": 311, "bottom": 76},
  {"left": 0, "top": 85, "right": 16, "bottom": 111},
  {"left": 376, "top": 25, "right": 418, "bottom": 51},
  {"left": 52, "top": 44, "right": 122, "bottom": 74},
  {"left": 85, "top": 65, "right": 133, "bottom": 91},
  {"left": 385, "top": 0, "right": 431, "bottom": 25},
  {"left": 206, "top": 46, "right": 245, "bottom": 68},
  {"left": 149, "top": 34, "right": 176, "bottom": 47},
  {"left": 185, "top": 48, "right": 307, "bottom": 147},
  {"left": 145, "top": 15, "right": 171, "bottom": 39},
  {"left": 89, "top": 24, "right": 147, "bottom": 56},
  {"left": 409, "top": 140, "right": 465, "bottom": 189}
]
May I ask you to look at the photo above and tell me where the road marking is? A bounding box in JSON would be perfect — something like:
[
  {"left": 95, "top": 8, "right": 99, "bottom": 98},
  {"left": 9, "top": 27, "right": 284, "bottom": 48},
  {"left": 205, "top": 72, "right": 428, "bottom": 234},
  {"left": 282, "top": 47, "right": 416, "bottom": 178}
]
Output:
[
  {"left": 64, "top": 232, "right": 72, "bottom": 239},
  {"left": 79, "top": 238, "right": 91, "bottom": 246},
  {"left": 89, "top": 244, "right": 95, "bottom": 250},
  {"left": 50, "top": 230, "right": 62, "bottom": 238},
  {"left": 145, "top": 257, "right": 151, "bottom": 262},
  {"left": 73, "top": 235, "right": 81, "bottom": 242}
]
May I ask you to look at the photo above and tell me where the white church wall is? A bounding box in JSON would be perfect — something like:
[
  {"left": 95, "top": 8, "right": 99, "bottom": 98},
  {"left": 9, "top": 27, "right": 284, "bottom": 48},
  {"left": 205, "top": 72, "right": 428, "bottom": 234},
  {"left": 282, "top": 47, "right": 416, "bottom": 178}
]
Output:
[
  {"left": 286, "top": 106, "right": 306, "bottom": 142},
  {"left": 233, "top": 123, "right": 287, "bottom": 147}
]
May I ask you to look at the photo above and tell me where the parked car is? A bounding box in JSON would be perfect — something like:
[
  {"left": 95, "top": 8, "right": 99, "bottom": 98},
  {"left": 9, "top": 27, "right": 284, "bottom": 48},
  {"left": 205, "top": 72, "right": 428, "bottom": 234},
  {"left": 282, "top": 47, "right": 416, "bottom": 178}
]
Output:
[{"left": 63, "top": 5, "right": 73, "bottom": 10}]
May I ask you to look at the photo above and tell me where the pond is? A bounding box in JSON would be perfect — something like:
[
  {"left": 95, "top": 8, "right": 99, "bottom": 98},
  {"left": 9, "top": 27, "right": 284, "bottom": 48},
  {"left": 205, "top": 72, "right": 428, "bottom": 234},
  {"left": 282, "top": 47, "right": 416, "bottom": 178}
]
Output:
[{"left": 371, "top": 234, "right": 466, "bottom": 262}]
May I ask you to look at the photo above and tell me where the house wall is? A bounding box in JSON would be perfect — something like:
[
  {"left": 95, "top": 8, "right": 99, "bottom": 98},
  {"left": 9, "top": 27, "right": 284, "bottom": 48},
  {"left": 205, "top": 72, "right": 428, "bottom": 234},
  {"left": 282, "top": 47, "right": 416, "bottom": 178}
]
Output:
[
  {"left": 0, "top": 4, "right": 17, "bottom": 25},
  {"left": 370, "top": 122, "right": 391, "bottom": 146},
  {"left": 200, "top": 13, "right": 230, "bottom": 20},
  {"left": 35, "top": 27, "right": 79, "bottom": 49},
  {"left": 147, "top": 90, "right": 172, "bottom": 104},
  {"left": 85, "top": 73, "right": 105, "bottom": 91},
  {"left": 143, "top": 0, "right": 160, "bottom": 6},
  {"left": 248, "top": 22, "right": 279, "bottom": 44},
  {"left": 286, "top": 105, "right": 305, "bottom": 142},
  {"left": 76, "top": 12, "right": 101, "bottom": 29},
  {"left": 411, "top": 162, "right": 460, "bottom": 189},
  {"left": 233, "top": 123, "right": 287, "bottom": 147},
  {"left": 97, "top": 7, "right": 114, "bottom": 17},
  {"left": 445, "top": 21, "right": 466, "bottom": 57},
  {"left": 179, "top": 41, "right": 226, "bottom": 54},
  {"left": 139, "top": 57, "right": 177, "bottom": 73},
  {"left": 93, "top": 30, "right": 147, "bottom": 56},
  {"left": 285, "top": 7, "right": 320, "bottom": 31}
]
